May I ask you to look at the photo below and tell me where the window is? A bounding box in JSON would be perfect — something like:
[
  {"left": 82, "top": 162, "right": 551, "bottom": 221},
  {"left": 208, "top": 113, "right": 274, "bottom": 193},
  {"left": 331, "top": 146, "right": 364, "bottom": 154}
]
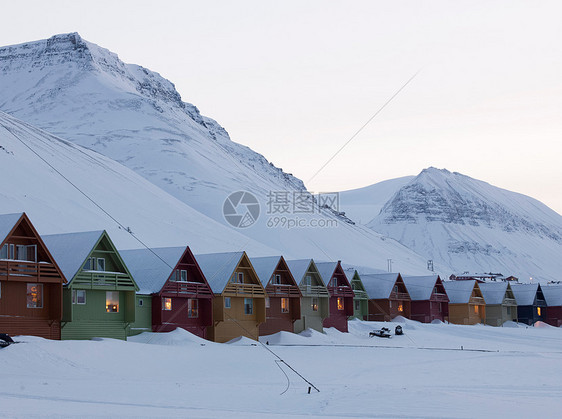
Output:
[
  {"left": 244, "top": 298, "right": 253, "bottom": 315},
  {"left": 265, "top": 297, "right": 270, "bottom": 308},
  {"left": 311, "top": 297, "right": 319, "bottom": 311},
  {"left": 506, "top": 306, "right": 511, "bottom": 315},
  {"left": 272, "top": 274, "right": 281, "bottom": 285},
  {"left": 281, "top": 298, "right": 289, "bottom": 313},
  {"left": 188, "top": 299, "right": 198, "bottom": 318},
  {"left": 72, "top": 289, "right": 86, "bottom": 305},
  {"left": 331, "top": 278, "right": 338, "bottom": 287},
  {"left": 537, "top": 307, "right": 541, "bottom": 316},
  {"left": 0, "top": 282, "right": 2, "bottom": 299},
  {"left": 304, "top": 275, "right": 312, "bottom": 286},
  {"left": 180, "top": 270, "right": 188, "bottom": 282},
  {"left": 27, "top": 284, "right": 43, "bottom": 308},
  {"left": 163, "top": 297, "right": 172, "bottom": 311},
  {"left": 106, "top": 291, "right": 119, "bottom": 312},
  {"left": 224, "top": 297, "right": 231, "bottom": 308},
  {"left": 473, "top": 305, "right": 478, "bottom": 314},
  {"left": 16, "top": 245, "right": 37, "bottom": 262},
  {"left": 232, "top": 272, "right": 243, "bottom": 284},
  {"left": 9, "top": 244, "right": 15, "bottom": 259},
  {"left": 97, "top": 258, "right": 105, "bottom": 271},
  {"left": 439, "top": 302, "right": 443, "bottom": 313},
  {"left": 393, "top": 285, "right": 398, "bottom": 293},
  {"left": 0, "top": 244, "right": 7, "bottom": 259},
  {"left": 337, "top": 297, "right": 344, "bottom": 310},
  {"left": 138, "top": 299, "right": 144, "bottom": 307},
  {"left": 355, "top": 300, "right": 360, "bottom": 311},
  {"left": 398, "top": 304, "right": 403, "bottom": 313},
  {"left": 84, "top": 257, "right": 95, "bottom": 270}
]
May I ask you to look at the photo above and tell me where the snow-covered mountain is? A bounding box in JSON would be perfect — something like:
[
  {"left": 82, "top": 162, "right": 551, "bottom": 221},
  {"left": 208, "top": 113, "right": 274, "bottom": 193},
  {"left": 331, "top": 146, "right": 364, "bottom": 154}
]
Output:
[
  {"left": 0, "top": 34, "right": 434, "bottom": 274},
  {"left": 344, "top": 168, "right": 562, "bottom": 282}
]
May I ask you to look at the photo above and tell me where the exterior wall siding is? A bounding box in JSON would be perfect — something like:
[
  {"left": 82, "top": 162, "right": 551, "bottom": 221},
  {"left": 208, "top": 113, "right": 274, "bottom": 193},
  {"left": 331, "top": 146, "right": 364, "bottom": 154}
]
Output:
[
  {"left": 259, "top": 296, "right": 298, "bottom": 336},
  {"left": 545, "top": 306, "right": 562, "bottom": 327},
  {"left": 209, "top": 295, "right": 265, "bottom": 343},
  {"left": 294, "top": 296, "right": 328, "bottom": 333},
  {"left": 129, "top": 295, "right": 152, "bottom": 336},
  {"left": 323, "top": 295, "right": 353, "bottom": 332},
  {"left": 448, "top": 303, "right": 485, "bottom": 325}
]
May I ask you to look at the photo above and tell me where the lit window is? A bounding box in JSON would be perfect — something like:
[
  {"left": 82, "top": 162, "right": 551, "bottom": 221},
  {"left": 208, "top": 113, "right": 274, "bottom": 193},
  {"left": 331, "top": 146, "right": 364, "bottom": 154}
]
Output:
[
  {"left": 27, "top": 283, "right": 43, "bottom": 308},
  {"left": 188, "top": 299, "right": 198, "bottom": 318},
  {"left": 72, "top": 289, "right": 86, "bottom": 305},
  {"left": 265, "top": 297, "right": 270, "bottom": 308},
  {"left": 244, "top": 298, "right": 253, "bottom": 315},
  {"left": 474, "top": 305, "right": 478, "bottom": 314},
  {"left": 398, "top": 304, "right": 403, "bottom": 312},
  {"left": 97, "top": 258, "right": 105, "bottom": 271},
  {"left": 106, "top": 291, "right": 119, "bottom": 312},
  {"left": 311, "top": 297, "right": 319, "bottom": 311},
  {"left": 225, "top": 297, "right": 231, "bottom": 308},
  {"left": 281, "top": 298, "right": 289, "bottom": 313},
  {"left": 337, "top": 297, "right": 344, "bottom": 310},
  {"left": 537, "top": 307, "right": 541, "bottom": 316},
  {"left": 0, "top": 244, "right": 7, "bottom": 259},
  {"left": 180, "top": 270, "right": 188, "bottom": 282},
  {"left": 163, "top": 297, "right": 172, "bottom": 311}
]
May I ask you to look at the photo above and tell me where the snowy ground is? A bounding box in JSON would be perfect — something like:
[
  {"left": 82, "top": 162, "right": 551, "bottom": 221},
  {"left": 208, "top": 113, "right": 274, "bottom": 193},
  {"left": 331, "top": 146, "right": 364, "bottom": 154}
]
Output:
[{"left": 1, "top": 318, "right": 561, "bottom": 418}]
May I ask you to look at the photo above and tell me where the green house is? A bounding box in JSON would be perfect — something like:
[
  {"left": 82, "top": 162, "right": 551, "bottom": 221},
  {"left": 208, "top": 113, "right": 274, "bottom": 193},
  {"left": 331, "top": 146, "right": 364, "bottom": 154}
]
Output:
[
  {"left": 43, "top": 231, "right": 138, "bottom": 340},
  {"left": 349, "top": 270, "right": 369, "bottom": 320}
]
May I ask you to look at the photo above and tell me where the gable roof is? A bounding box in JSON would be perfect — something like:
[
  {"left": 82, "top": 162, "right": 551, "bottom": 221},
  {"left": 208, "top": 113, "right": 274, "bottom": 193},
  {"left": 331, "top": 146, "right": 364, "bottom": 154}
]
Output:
[
  {"left": 478, "top": 282, "right": 509, "bottom": 305},
  {"left": 510, "top": 283, "right": 540, "bottom": 306},
  {"left": 195, "top": 251, "right": 245, "bottom": 293},
  {"left": 360, "top": 273, "right": 401, "bottom": 299},
  {"left": 541, "top": 285, "right": 562, "bottom": 307},
  {"left": 249, "top": 256, "right": 282, "bottom": 287},
  {"left": 315, "top": 262, "right": 338, "bottom": 284},
  {"left": 0, "top": 212, "right": 25, "bottom": 245},
  {"left": 443, "top": 280, "right": 479, "bottom": 304},
  {"left": 42, "top": 230, "right": 105, "bottom": 281},
  {"left": 120, "top": 246, "right": 187, "bottom": 294},
  {"left": 402, "top": 275, "right": 441, "bottom": 301},
  {"left": 287, "top": 259, "right": 321, "bottom": 285}
]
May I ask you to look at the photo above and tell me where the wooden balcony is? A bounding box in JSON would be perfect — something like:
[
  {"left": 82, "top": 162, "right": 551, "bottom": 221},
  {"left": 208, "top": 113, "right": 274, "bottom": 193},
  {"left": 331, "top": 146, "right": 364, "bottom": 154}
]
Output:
[
  {"left": 300, "top": 284, "right": 330, "bottom": 297},
  {"left": 162, "top": 280, "right": 213, "bottom": 298},
  {"left": 432, "top": 292, "right": 449, "bottom": 302},
  {"left": 329, "top": 285, "right": 355, "bottom": 297},
  {"left": 224, "top": 283, "right": 266, "bottom": 297},
  {"left": 73, "top": 271, "right": 135, "bottom": 290},
  {"left": 266, "top": 284, "right": 302, "bottom": 297},
  {"left": 390, "top": 291, "right": 411, "bottom": 300},
  {"left": 469, "top": 296, "right": 485, "bottom": 305},
  {"left": 0, "top": 260, "right": 62, "bottom": 283},
  {"left": 503, "top": 298, "right": 517, "bottom": 306},
  {"left": 352, "top": 289, "right": 369, "bottom": 300}
]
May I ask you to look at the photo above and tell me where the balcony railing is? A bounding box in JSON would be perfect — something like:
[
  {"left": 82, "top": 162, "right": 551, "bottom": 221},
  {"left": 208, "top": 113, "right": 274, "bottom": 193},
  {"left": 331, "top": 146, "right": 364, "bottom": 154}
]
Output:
[
  {"left": 352, "top": 290, "right": 369, "bottom": 300},
  {"left": 390, "top": 291, "right": 411, "bottom": 300},
  {"left": 266, "top": 284, "right": 302, "bottom": 297},
  {"left": 0, "top": 260, "right": 61, "bottom": 282},
  {"left": 73, "top": 271, "right": 135, "bottom": 290},
  {"left": 432, "top": 293, "right": 449, "bottom": 302},
  {"left": 224, "top": 283, "right": 266, "bottom": 297},
  {"left": 503, "top": 298, "right": 517, "bottom": 306},
  {"left": 329, "top": 285, "right": 355, "bottom": 297},
  {"left": 469, "top": 296, "right": 485, "bottom": 304},
  {"left": 162, "top": 280, "right": 213, "bottom": 297},
  {"left": 300, "top": 284, "right": 330, "bottom": 297}
]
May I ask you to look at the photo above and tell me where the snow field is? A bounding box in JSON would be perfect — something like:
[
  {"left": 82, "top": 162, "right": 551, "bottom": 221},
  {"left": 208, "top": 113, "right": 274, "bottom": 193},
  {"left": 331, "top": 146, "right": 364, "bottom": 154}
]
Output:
[{"left": 1, "top": 320, "right": 561, "bottom": 418}]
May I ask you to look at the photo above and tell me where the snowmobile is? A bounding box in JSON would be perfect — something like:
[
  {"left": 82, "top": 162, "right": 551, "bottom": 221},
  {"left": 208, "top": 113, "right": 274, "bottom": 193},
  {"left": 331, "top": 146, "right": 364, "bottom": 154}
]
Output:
[
  {"left": 369, "top": 327, "right": 392, "bottom": 338},
  {"left": 0, "top": 333, "right": 14, "bottom": 349}
]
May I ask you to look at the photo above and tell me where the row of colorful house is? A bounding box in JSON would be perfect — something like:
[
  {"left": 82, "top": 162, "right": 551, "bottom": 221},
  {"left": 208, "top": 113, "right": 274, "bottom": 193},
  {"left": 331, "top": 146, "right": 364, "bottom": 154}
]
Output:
[{"left": 1, "top": 213, "right": 561, "bottom": 343}]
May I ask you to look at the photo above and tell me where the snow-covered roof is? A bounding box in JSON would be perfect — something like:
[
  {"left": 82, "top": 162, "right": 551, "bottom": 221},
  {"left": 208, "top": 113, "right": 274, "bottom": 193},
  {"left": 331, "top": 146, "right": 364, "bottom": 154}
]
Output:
[
  {"left": 541, "top": 285, "right": 562, "bottom": 307},
  {"left": 478, "top": 282, "right": 509, "bottom": 305},
  {"left": 120, "top": 246, "right": 186, "bottom": 295},
  {"left": 0, "top": 212, "right": 23, "bottom": 244},
  {"left": 287, "top": 259, "right": 314, "bottom": 284},
  {"left": 510, "top": 283, "right": 539, "bottom": 306},
  {"left": 315, "top": 262, "right": 338, "bottom": 284},
  {"left": 195, "top": 252, "right": 244, "bottom": 293},
  {"left": 249, "top": 256, "right": 282, "bottom": 287},
  {"left": 442, "top": 280, "right": 478, "bottom": 304},
  {"left": 42, "top": 231, "right": 105, "bottom": 281},
  {"left": 402, "top": 275, "right": 440, "bottom": 301},
  {"left": 361, "top": 273, "right": 401, "bottom": 299}
]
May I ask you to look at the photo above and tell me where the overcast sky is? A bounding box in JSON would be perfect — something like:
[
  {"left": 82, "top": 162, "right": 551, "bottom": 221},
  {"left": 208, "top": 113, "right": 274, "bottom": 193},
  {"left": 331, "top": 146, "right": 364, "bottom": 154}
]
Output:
[{"left": 3, "top": 0, "right": 562, "bottom": 214}]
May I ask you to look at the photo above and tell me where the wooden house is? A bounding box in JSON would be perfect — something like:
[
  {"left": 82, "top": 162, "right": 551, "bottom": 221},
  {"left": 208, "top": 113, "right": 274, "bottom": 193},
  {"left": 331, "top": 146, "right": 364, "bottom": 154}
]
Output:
[
  {"left": 443, "top": 280, "right": 486, "bottom": 325},
  {"left": 402, "top": 275, "right": 449, "bottom": 323},
  {"left": 361, "top": 273, "right": 411, "bottom": 321},
  {"left": 286, "top": 259, "right": 330, "bottom": 333},
  {"left": 42, "top": 231, "right": 138, "bottom": 340},
  {"left": 510, "top": 283, "right": 547, "bottom": 325},
  {"left": 0, "top": 213, "right": 66, "bottom": 339},
  {"left": 349, "top": 270, "right": 369, "bottom": 320},
  {"left": 316, "top": 261, "right": 354, "bottom": 332},
  {"left": 249, "top": 256, "right": 302, "bottom": 336},
  {"left": 479, "top": 282, "right": 517, "bottom": 326},
  {"left": 541, "top": 285, "right": 562, "bottom": 327},
  {"left": 195, "top": 252, "right": 266, "bottom": 342},
  {"left": 121, "top": 246, "right": 214, "bottom": 338}
]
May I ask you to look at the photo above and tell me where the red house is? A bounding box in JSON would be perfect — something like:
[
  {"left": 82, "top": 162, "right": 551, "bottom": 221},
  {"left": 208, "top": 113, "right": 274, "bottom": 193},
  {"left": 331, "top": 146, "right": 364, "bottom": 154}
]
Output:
[
  {"left": 361, "top": 273, "right": 411, "bottom": 321},
  {"left": 250, "top": 256, "right": 302, "bottom": 336},
  {"left": 0, "top": 213, "right": 66, "bottom": 339},
  {"left": 316, "top": 261, "right": 354, "bottom": 332},
  {"left": 121, "top": 246, "right": 213, "bottom": 338},
  {"left": 542, "top": 285, "right": 562, "bottom": 327},
  {"left": 402, "top": 275, "right": 449, "bottom": 323}
]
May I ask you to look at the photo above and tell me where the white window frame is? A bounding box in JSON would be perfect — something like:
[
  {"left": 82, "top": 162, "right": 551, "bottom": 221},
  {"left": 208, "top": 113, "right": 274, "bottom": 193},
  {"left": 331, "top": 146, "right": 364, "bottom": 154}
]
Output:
[
  {"left": 106, "top": 291, "right": 119, "bottom": 313},
  {"left": 138, "top": 298, "right": 144, "bottom": 307},
  {"left": 224, "top": 297, "right": 231, "bottom": 308},
  {"left": 244, "top": 298, "right": 253, "bottom": 315},
  {"left": 163, "top": 297, "right": 172, "bottom": 311},
  {"left": 72, "top": 289, "right": 86, "bottom": 305},
  {"left": 272, "top": 274, "right": 281, "bottom": 285},
  {"left": 180, "top": 270, "right": 188, "bottom": 282},
  {"left": 265, "top": 297, "right": 270, "bottom": 308},
  {"left": 311, "top": 297, "right": 319, "bottom": 312},
  {"left": 96, "top": 258, "right": 106, "bottom": 272},
  {"left": 0, "top": 243, "right": 7, "bottom": 259}
]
